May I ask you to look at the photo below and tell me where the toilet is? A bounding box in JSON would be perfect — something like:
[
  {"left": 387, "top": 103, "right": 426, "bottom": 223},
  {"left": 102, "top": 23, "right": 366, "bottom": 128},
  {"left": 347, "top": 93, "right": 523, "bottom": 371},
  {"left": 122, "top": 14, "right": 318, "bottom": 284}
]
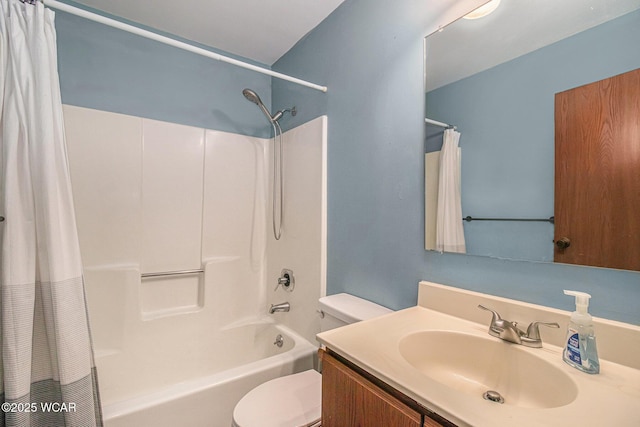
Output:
[{"left": 231, "top": 293, "right": 392, "bottom": 427}]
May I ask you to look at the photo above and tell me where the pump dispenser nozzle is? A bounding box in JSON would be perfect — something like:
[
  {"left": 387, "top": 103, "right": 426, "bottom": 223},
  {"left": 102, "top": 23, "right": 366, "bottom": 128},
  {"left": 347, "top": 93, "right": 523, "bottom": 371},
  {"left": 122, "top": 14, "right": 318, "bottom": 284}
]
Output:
[{"left": 563, "top": 290, "right": 591, "bottom": 314}]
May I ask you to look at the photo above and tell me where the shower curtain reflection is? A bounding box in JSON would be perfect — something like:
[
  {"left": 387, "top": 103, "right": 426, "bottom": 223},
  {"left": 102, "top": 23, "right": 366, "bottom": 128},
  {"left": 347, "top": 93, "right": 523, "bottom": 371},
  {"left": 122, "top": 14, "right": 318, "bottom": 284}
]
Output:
[{"left": 436, "top": 129, "right": 466, "bottom": 253}]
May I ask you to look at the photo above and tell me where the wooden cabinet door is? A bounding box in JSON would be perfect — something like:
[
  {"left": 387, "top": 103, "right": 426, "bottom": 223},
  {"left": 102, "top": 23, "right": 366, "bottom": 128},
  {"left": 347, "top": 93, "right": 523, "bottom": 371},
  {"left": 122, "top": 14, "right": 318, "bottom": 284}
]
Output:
[
  {"left": 554, "top": 68, "right": 640, "bottom": 270},
  {"left": 321, "top": 352, "right": 422, "bottom": 427}
]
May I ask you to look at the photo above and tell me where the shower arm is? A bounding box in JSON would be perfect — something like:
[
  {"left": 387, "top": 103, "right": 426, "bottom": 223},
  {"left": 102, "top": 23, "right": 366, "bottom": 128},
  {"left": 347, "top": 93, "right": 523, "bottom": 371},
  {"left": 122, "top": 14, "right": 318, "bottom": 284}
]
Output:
[{"left": 271, "top": 107, "right": 296, "bottom": 123}]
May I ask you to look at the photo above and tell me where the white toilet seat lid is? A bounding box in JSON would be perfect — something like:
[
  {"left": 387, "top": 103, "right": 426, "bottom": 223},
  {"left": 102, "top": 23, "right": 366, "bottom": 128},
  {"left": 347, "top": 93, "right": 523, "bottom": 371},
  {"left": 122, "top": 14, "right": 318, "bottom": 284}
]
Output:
[{"left": 233, "top": 370, "right": 321, "bottom": 427}]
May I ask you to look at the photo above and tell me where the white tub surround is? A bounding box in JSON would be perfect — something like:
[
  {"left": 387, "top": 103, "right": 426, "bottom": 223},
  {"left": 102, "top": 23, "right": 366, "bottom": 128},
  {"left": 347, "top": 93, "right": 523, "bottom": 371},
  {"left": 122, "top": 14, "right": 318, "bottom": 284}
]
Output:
[
  {"left": 316, "top": 282, "right": 640, "bottom": 427},
  {"left": 64, "top": 105, "right": 327, "bottom": 426}
]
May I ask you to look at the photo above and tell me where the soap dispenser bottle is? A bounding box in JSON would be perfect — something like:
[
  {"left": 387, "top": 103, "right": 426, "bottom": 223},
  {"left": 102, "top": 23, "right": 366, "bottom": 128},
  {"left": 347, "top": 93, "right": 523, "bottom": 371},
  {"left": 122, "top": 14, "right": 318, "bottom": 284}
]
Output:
[{"left": 563, "top": 290, "right": 600, "bottom": 374}]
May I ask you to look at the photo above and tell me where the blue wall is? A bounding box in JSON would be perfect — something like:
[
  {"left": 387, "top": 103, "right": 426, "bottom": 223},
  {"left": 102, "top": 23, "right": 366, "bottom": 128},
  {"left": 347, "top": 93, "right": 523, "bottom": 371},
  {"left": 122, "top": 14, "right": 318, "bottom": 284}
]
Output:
[
  {"left": 273, "top": 0, "right": 640, "bottom": 324},
  {"left": 426, "top": 10, "right": 640, "bottom": 262},
  {"left": 55, "top": 2, "right": 273, "bottom": 138},
  {"left": 53, "top": 0, "right": 639, "bottom": 324},
  {"left": 273, "top": 0, "right": 435, "bottom": 311}
]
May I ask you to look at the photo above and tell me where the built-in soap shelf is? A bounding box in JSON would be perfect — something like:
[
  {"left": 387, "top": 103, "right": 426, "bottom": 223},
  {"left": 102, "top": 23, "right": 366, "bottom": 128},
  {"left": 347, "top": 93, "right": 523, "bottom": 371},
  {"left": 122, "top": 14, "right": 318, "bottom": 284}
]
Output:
[{"left": 140, "top": 269, "right": 205, "bottom": 321}]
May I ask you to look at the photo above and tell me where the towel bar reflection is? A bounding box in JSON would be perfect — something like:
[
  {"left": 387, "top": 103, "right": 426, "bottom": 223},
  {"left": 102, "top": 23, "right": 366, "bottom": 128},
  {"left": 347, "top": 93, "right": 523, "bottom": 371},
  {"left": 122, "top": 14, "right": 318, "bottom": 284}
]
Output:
[
  {"left": 141, "top": 269, "right": 204, "bottom": 278},
  {"left": 463, "top": 216, "right": 554, "bottom": 224}
]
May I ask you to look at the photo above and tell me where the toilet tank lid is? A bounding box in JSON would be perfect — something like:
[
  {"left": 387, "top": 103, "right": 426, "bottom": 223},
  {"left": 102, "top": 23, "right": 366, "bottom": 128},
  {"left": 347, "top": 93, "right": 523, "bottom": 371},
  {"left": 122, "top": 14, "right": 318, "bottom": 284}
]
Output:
[{"left": 319, "top": 293, "right": 392, "bottom": 324}]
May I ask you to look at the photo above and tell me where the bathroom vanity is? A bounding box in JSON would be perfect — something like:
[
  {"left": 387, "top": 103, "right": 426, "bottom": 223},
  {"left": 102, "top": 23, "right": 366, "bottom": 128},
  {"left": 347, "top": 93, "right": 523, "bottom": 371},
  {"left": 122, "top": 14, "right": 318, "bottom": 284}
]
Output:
[
  {"left": 317, "top": 282, "right": 640, "bottom": 427},
  {"left": 320, "top": 349, "right": 450, "bottom": 427}
]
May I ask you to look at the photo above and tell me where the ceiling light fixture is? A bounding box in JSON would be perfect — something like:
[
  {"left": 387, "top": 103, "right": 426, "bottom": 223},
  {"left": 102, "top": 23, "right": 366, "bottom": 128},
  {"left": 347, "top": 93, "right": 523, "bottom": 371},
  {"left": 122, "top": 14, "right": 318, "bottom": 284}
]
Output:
[{"left": 463, "top": 0, "right": 501, "bottom": 20}]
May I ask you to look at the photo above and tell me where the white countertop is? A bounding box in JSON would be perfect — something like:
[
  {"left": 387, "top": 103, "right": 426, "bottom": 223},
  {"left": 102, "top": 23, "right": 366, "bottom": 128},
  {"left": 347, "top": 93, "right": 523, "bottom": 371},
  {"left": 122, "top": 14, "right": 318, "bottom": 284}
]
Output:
[{"left": 316, "top": 282, "right": 640, "bottom": 427}]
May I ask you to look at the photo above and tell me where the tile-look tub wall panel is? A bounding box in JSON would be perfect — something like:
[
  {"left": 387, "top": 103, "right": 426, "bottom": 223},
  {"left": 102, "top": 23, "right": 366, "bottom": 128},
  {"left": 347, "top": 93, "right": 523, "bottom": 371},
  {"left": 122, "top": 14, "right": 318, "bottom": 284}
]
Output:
[
  {"left": 81, "top": 266, "right": 133, "bottom": 355},
  {"left": 64, "top": 105, "right": 142, "bottom": 268},
  {"left": 202, "top": 130, "right": 268, "bottom": 261},
  {"left": 141, "top": 119, "right": 205, "bottom": 274},
  {"left": 138, "top": 120, "right": 206, "bottom": 317},
  {"left": 202, "top": 130, "right": 269, "bottom": 325}
]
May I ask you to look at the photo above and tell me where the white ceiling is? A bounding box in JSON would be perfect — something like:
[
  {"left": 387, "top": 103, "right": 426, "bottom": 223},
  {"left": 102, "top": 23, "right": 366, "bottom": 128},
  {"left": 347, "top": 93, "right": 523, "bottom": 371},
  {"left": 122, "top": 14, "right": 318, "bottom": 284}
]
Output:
[
  {"left": 69, "top": 0, "right": 346, "bottom": 65},
  {"left": 426, "top": 0, "right": 640, "bottom": 91}
]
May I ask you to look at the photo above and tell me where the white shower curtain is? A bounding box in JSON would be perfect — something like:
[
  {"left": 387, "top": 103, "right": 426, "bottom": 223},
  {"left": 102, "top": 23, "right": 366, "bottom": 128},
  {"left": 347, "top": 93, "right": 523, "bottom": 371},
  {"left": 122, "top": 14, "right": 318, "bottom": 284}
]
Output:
[
  {"left": 0, "top": 1, "right": 102, "bottom": 426},
  {"left": 436, "top": 129, "right": 466, "bottom": 253}
]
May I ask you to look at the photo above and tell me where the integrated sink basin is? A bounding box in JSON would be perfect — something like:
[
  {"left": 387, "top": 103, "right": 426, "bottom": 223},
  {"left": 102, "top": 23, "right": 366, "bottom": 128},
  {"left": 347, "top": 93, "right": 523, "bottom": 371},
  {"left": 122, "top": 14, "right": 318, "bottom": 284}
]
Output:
[
  {"left": 317, "top": 284, "right": 640, "bottom": 426},
  {"left": 399, "top": 330, "right": 578, "bottom": 409}
]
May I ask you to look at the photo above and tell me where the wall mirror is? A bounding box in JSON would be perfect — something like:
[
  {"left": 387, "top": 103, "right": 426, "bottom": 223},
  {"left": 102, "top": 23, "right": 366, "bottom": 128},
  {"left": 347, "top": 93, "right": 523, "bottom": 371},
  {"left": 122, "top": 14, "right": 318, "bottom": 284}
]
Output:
[{"left": 424, "top": 0, "right": 640, "bottom": 271}]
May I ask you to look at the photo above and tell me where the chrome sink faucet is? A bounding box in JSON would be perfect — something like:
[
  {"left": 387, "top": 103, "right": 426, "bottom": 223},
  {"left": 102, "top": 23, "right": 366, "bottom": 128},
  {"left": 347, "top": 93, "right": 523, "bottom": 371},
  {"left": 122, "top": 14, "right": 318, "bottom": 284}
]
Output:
[{"left": 478, "top": 305, "right": 559, "bottom": 348}]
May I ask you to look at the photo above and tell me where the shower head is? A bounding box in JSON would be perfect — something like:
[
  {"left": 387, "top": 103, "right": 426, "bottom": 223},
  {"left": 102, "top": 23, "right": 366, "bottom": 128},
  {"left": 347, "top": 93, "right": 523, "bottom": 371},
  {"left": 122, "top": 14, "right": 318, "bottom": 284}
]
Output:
[
  {"left": 242, "top": 88, "right": 275, "bottom": 123},
  {"left": 242, "top": 88, "right": 296, "bottom": 125},
  {"left": 242, "top": 88, "right": 262, "bottom": 105}
]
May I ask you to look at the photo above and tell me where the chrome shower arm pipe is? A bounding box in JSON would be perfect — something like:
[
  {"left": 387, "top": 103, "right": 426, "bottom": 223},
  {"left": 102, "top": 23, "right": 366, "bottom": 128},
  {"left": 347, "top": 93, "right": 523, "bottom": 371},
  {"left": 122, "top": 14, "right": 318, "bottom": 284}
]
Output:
[
  {"left": 272, "top": 107, "right": 296, "bottom": 123},
  {"left": 271, "top": 110, "right": 284, "bottom": 123}
]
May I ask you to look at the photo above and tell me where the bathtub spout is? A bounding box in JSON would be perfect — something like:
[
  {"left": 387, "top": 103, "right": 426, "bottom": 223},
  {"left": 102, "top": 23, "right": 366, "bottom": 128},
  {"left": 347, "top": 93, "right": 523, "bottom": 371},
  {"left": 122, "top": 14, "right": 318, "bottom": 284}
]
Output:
[{"left": 269, "top": 302, "right": 290, "bottom": 314}]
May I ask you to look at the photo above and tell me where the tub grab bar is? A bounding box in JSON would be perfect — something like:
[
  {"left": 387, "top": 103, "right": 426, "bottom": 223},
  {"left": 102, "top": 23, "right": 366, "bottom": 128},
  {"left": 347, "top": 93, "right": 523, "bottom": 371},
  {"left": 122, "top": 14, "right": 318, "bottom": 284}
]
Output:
[{"left": 141, "top": 269, "right": 204, "bottom": 278}]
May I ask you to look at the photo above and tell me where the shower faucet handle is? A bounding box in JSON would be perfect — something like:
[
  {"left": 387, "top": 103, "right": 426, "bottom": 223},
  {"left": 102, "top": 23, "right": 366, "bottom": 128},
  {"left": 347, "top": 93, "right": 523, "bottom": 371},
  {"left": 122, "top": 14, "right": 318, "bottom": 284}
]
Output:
[
  {"left": 274, "top": 277, "right": 287, "bottom": 291},
  {"left": 274, "top": 269, "right": 295, "bottom": 292}
]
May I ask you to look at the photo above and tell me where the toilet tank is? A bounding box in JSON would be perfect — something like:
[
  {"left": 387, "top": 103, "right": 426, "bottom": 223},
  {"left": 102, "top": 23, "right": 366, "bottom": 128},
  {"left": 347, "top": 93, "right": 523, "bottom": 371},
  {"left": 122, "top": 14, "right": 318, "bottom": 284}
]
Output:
[{"left": 318, "top": 293, "right": 392, "bottom": 332}]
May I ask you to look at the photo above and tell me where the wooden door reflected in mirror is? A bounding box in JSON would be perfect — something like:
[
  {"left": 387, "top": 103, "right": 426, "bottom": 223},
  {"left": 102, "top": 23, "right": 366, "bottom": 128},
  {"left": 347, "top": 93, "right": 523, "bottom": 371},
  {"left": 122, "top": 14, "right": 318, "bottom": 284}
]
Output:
[{"left": 554, "top": 68, "right": 640, "bottom": 270}]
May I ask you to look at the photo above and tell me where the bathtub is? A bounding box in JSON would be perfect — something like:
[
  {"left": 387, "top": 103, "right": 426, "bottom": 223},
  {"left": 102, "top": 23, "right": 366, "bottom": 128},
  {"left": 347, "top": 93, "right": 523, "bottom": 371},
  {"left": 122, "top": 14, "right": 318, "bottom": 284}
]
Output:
[{"left": 98, "top": 321, "right": 317, "bottom": 427}]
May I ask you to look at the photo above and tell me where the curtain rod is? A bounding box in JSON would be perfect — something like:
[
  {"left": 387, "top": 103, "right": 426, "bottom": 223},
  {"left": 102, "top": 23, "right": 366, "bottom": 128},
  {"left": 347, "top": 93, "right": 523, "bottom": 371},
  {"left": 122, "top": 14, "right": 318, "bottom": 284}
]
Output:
[
  {"left": 425, "top": 117, "right": 456, "bottom": 130},
  {"left": 41, "top": 0, "right": 328, "bottom": 93}
]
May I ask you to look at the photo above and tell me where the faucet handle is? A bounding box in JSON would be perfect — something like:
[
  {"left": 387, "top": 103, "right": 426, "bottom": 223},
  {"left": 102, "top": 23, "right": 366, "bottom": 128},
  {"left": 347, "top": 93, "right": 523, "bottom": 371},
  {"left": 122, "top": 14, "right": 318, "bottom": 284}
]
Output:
[
  {"left": 478, "top": 305, "right": 505, "bottom": 335},
  {"left": 274, "top": 276, "right": 288, "bottom": 291},
  {"left": 274, "top": 269, "right": 295, "bottom": 292},
  {"left": 478, "top": 305, "right": 502, "bottom": 323},
  {"left": 525, "top": 321, "right": 560, "bottom": 340},
  {"left": 478, "top": 305, "right": 524, "bottom": 344}
]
